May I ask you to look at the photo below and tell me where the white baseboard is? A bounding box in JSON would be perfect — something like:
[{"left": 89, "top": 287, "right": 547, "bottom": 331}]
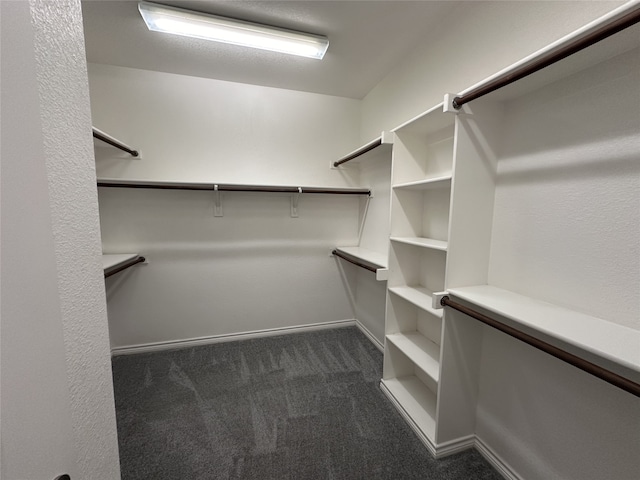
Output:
[
  {"left": 474, "top": 436, "right": 522, "bottom": 480},
  {"left": 355, "top": 320, "right": 384, "bottom": 352},
  {"left": 111, "top": 319, "right": 357, "bottom": 356},
  {"left": 434, "top": 435, "right": 476, "bottom": 458}
]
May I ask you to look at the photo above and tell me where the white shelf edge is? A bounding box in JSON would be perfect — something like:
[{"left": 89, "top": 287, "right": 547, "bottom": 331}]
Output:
[
  {"left": 380, "top": 377, "right": 437, "bottom": 442},
  {"left": 333, "top": 131, "right": 394, "bottom": 168},
  {"left": 334, "top": 246, "right": 389, "bottom": 281},
  {"left": 334, "top": 246, "right": 388, "bottom": 268},
  {"left": 390, "top": 237, "right": 448, "bottom": 252},
  {"left": 388, "top": 286, "right": 443, "bottom": 318},
  {"left": 393, "top": 175, "right": 452, "bottom": 191},
  {"left": 447, "top": 285, "right": 640, "bottom": 376},
  {"left": 391, "top": 103, "right": 445, "bottom": 133},
  {"left": 387, "top": 332, "right": 440, "bottom": 383},
  {"left": 92, "top": 127, "right": 140, "bottom": 158},
  {"left": 102, "top": 253, "right": 140, "bottom": 271}
]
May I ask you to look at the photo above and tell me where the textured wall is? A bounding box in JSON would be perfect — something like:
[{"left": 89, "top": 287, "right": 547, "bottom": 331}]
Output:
[
  {"left": 29, "top": 0, "right": 121, "bottom": 478},
  {"left": 1, "top": 2, "right": 79, "bottom": 477},
  {"left": 489, "top": 47, "right": 640, "bottom": 329}
]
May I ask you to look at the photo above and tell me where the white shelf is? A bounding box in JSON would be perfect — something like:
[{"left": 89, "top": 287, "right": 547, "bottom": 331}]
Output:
[
  {"left": 102, "top": 253, "right": 140, "bottom": 271},
  {"left": 393, "top": 175, "right": 452, "bottom": 191},
  {"left": 447, "top": 285, "right": 640, "bottom": 376},
  {"left": 334, "top": 246, "right": 387, "bottom": 268},
  {"left": 334, "top": 246, "right": 389, "bottom": 281},
  {"left": 391, "top": 102, "right": 454, "bottom": 137},
  {"left": 388, "top": 286, "right": 443, "bottom": 318},
  {"left": 387, "top": 333, "right": 440, "bottom": 383},
  {"left": 390, "top": 237, "right": 448, "bottom": 252},
  {"left": 380, "top": 376, "right": 437, "bottom": 441},
  {"left": 333, "top": 132, "right": 393, "bottom": 167}
]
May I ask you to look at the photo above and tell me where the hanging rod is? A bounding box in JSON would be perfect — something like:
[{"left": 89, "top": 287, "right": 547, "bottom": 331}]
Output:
[
  {"left": 104, "top": 255, "right": 146, "bottom": 278},
  {"left": 92, "top": 127, "right": 140, "bottom": 157},
  {"left": 332, "top": 249, "right": 378, "bottom": 273},
  {"left": 97, "top": 179, "right": 371, "bottom": 196},
  {"left": 334, "top": 138, "right": 382, "bottom": 168},
  {"left": 440, "top": 296, "right": 640, "bottom": 398},
  {"left": 452, "top": 5, "right": 640, "bottom": 109},
  {"left": 333, "top": 132, "right": 394, "bottom": 168}
]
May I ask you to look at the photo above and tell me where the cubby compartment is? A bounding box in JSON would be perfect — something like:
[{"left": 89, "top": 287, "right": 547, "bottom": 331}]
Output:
[
  {"left": 391, "top": 105, "right": 455, "bottom": 186},
  {"left": 390, "top": 185, "right": 451, "bottom": 243},
  {"left": 386, "top": 290, "right": 443, "bottom": 343},
  {"left": 385, "top": 291, "right": 442, "bottom": 388},
  {"left": 388, "top": 241, "right": 446, "bottom": 293},
  {"left": 381, "top": 342, "right": 438, "bottom": 442}
]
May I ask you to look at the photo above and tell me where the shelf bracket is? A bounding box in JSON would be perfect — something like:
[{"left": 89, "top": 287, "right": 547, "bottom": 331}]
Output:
[
  {"left": 432, "top": 291, "right": 448, "bottom": 310},
  {"left": 290, "top": 187, "right": 302, "bottom": 218},
  {"left": 443, "top": 93, "right": 472, "bottom": 115},
  {"left": 214, "top": 185, "right": 223, "bottom": 217}
]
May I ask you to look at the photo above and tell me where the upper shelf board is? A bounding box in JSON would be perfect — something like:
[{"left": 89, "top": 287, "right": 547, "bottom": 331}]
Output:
[
  {"left": 447, "top": 285, "right": 640, "bottom": 379},
  {"left": 393, "top": 175, "right": 452, "bottom": 191},
  {"left": 333, "top": 131, "right": 394, "bottom": 168},
  {"left": 334, "top": 246, "right": 389, "bottom": 281},
  {"left": 391, "top": 103, "right": 455, "bottom": 137}
]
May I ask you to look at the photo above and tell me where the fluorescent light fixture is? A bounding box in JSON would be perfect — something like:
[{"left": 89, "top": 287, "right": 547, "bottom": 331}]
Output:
[{"left": 138, "top": 1, "right": 329, "bottom": 59}]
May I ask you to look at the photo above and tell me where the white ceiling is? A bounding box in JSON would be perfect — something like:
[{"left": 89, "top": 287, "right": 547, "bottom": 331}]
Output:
[{"left": 81, "top": 0, "right": 461, "bottom": 99}]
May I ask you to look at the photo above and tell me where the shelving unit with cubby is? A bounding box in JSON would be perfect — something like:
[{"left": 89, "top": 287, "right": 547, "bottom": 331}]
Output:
[{"left": 381, "top": 103, "right": 457, "bottom": 454}]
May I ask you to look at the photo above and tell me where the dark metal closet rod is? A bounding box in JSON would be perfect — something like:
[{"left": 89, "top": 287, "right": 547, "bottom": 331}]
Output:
[
  {"left": 104, "top": 256, "right": 146, "bottom": 279},
  {"left": 440, "top": 296, "right": 640, "bottom": 398},
  {"left": 334, "top": 138, "right": 383, "bottom": 167},
  {"left": 97, "top": 180, "right": 371, "bottom": 196},
  {"left": 452, "top": 7, "right": 640, "bottom": 108},
  {"left": 332, "top": 249, "right": 378, "bottom": 274},
  {"left": 92, "top": 128, "right": 139, "bottom": 157}
]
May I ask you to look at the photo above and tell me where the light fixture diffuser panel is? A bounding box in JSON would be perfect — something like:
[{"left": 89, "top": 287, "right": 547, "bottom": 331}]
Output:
[{"left": 138, "top": 1, "right": 329, "bottom": 59}]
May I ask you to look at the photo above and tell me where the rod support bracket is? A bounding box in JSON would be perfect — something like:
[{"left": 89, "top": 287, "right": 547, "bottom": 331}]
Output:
[
  {"left": 290, "top": 187, "right": 302, "bottom": 217},
  {"left": 433, "top": 291, "right": 449, "bottom": 310},
  {"left": 443, "top": 94, "right": 462, "bottom": 114},
  {"left": 213, "top": 184, "right": 223, "bottom": 217}
]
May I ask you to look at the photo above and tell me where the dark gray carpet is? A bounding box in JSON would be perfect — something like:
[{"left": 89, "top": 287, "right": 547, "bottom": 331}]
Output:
[{"left": 112, "top": 326, "right": 501, "bottom": 479}]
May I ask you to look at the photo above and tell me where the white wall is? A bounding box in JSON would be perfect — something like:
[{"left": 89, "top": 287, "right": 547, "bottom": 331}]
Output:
[
  {"left": 90, "top": 64, "right": 362, "bottom": 187},
  {"left": 90, "top": 65, "right": 365, "bottom": 349},
  {"left": 361, "top": 0, "right": 624, "bottom": 141},
  {"left": 489, "top": 47, "right": 640, "bottom": 329},
  {"left": 476, "top": 46, "right": 640, "bottom": 480},
  {"left": 1, "top": 1, "right": 120, "bottom": 478}
]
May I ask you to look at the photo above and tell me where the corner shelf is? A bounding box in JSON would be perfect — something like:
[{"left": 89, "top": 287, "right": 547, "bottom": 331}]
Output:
[
  {"left": 333, "top": 246, "right": 388, "bottom": 281},
  {"left": 333, "top": 131, "right": 393, "bottom": 168}
]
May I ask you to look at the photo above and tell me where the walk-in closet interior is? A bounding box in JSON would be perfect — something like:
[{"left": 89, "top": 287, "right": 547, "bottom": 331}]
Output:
[{"left": 2, "top": 1, "right": 639, "bottom": 479}]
